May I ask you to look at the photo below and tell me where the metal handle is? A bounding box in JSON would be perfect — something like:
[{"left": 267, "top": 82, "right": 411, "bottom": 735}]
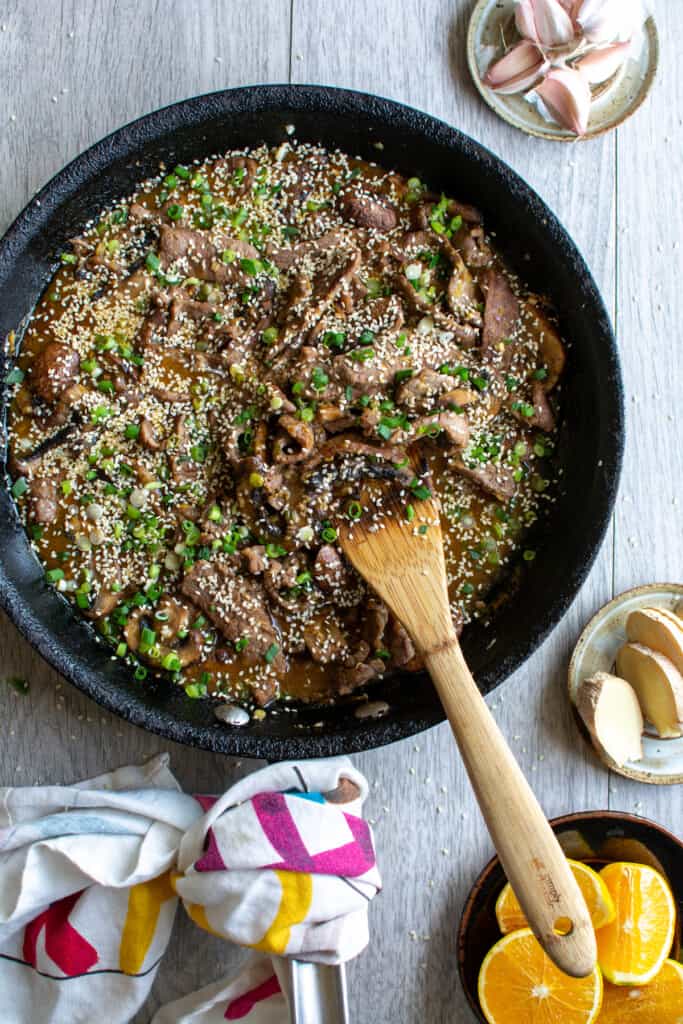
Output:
[{"left": 284, "top": 960, "right": 349, "bottom": 1024}]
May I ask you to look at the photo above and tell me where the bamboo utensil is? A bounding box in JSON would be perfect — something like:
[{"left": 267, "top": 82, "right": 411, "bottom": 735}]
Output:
[{"left": 339, "top": 488, "right": 597, "bottom": 978}]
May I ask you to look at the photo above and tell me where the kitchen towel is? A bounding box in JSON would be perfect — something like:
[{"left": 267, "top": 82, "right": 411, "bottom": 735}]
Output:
[{"left": 0, "top": 754, "right": 380, "bottom": 1023}]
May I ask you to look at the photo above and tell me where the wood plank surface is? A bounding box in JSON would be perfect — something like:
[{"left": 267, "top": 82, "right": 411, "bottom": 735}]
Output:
[{"left": 0, "top": 1, "right": 680, "bottom": 1022}]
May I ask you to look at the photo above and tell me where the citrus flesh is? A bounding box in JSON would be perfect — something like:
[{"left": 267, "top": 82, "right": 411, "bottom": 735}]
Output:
[
  {"left": 477, "top": 927, "right": 603, "bottom": 1024},
  {"left": 598, "top": 959, "right": 683, "bottom": 1023},
  {"left": 495, "top": 859, "right": 615, "bottom": 934},
  {"left": 596, "top": 862, "right": 676, "bottom": 986}
]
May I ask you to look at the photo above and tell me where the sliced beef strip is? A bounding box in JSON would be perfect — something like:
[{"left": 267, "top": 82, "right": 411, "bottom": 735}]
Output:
[
  {"left": 241, "top": 545, "right": 268, "bottom": 575},
  {"left": 452, "top": 457, "right": 516, "bottom": 503},
  {"left": 411, "top": 410, "right": 470, "bottom": 448},
  {"left": 273, "top": 249, "right": 361, "bottom": 354},
  {"left": 510, "top": 381, "right": 556, "bottom": 432},
  {"left": 180, "top": 560, "right": 286, "bottom": 684},
  {"left": 213, "top": 155, "right": 258, "bottom": 192},
  {"left": 167, "top": 296, "right": 216, "bottom": 335},
  {"left": 331, "top": 343, "right": 405, "bottom": 392},
  {"left": 272, "top": 414, "right": 316, "bottom": 464},
  {"left": 364, "top": 599, "right": 389, "bottom": 651},
  {"left": 339, "top": 193, "right": 398, "bottom": 232},
  {"left": 333, "top": 657, "right": 386, "bottom": 695},
  {"left": 303, "top": 613, "right": 348, "bottom": 664},
  {"left": 28, "top": 477, "right": 59, "bottom": 524},
  {"left": 302, "top": 434, "right": 413, "bottom": 485},
  {"left": 481, "top": 269, "right": 520, "bottom": 353},
  {"left": 461, "top": 226, "right": 492, "bottom": 269},
  {"left": 411, "top": 199, "right": 482, "bottom": 231},
  {"left": 268, "top": 229, "right": 349, "bottom": 271},
  {"left": 387, "top": 618, "right": 420, "bottom": 669},
  {"left": 317, "top": 403, "right": 357, "bottom": 434},
  {"left": 397, "top": 368, "right": 450, "bottom": 413},
  {"left": 313, "top": 544, "right": 356, "bottom": 596},
  {"left": 159, "top": 226, "right": 257, "bottom": 285},
  {"left": 30, "top": 343, "right": 80, "bottom": 404},
  {"left": 447, "top": 252, "right": 479, "bottom": 319}
]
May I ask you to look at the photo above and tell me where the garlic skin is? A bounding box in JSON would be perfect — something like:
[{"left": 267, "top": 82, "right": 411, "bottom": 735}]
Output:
[
  {"left": 515, "top": 0, "right": 576, "bottom": 48},
  {"left": 483, "top": 40, "right": 550, "bottom": 95},
  {"left": 575, "top": 0, "right": 640, "bottom": 44},
  {"left": 575, "top": 40, "right": 632, "bottom": 84},
  {"left": 535, "top": 67, "right": 592, "bottom": 134}
]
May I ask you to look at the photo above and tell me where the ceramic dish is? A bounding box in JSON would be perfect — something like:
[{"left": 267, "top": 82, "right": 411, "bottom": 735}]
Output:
[
  {"left": 467, "top": 0, "right": 659, "bottom": 142},
  {"left": 569, "top": 583, "right": 683, "bottom": 785},
  {"left": 457, "top": 810, "right": 683, "bottom": 1023}
]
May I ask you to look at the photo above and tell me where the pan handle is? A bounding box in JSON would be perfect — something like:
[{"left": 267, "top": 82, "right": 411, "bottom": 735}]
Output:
[{"left": 283, "top": 960, "right": 349, "bottom": 1024}]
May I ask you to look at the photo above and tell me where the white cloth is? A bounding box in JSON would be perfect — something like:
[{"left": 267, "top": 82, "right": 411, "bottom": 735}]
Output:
[{"left": 0, "top": 755, "right": 380, "bottom": 1023}]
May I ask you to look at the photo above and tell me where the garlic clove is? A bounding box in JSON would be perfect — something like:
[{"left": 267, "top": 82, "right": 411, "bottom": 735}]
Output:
[
  {"left": 515, "top": 0, "right": 541, "bottom": 43},
  {"left": 484, "top": 40, "right": 549, "bottom": 95},
  {"left": 574, "top": 40, "right": 632, "bottom": 84},
  {"left": 515, "top": 0, "right": 576, "bottom": 48},
  {"left": 535, "top": 67, "right": 592, "bottom": 134},
  {"left": 575, "top": 0, "right": 638, "bottom": 44}
]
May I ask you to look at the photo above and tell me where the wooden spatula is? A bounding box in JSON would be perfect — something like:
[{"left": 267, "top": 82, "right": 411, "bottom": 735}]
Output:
[{"left": 339, "top": 487, "right": 597, "bottom": 978}]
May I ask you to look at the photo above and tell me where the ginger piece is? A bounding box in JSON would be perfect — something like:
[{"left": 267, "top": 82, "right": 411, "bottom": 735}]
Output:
[
  {"left": 576, "top": 672, "right": 643, "bottom": 767},
  {"left": 627, "top": 607, "right": 683, "bottom": 676},
  {"left": 616, "top": 643, "right": 683, "bottom": 739}
]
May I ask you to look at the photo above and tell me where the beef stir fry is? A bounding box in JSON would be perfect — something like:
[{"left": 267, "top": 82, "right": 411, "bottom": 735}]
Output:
[{"left": 6, "top": 142, "right": 565, "bottom": 711}]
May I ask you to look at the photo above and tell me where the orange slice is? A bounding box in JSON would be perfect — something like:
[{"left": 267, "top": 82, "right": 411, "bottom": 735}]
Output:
[
  {"left": 477, "top": 928, "right": 603, "bottom": 1024},
  {"left": 495, "top": 859, "right": 615, "bottom": 934},
  {"left": 596, "top": 862, "right": 676, "bottom": 985},
  {"left": 598, "top": 959, "right": 683, "bottom": 1023}
]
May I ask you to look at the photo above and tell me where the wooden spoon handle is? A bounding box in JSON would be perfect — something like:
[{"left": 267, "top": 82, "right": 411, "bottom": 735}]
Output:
[{"left": 424, "top": 639, "right": 597, "bottom": 978}]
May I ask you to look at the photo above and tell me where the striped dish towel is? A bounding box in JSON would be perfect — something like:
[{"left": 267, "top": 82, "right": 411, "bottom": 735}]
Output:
[{"left": 0, "top": 755, "right": 380, "bottom": 1023}]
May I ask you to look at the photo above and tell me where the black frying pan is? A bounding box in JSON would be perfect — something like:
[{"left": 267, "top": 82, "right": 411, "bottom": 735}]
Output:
[{"left": 0, "top": 85, "right": 623, "bottom": 759}]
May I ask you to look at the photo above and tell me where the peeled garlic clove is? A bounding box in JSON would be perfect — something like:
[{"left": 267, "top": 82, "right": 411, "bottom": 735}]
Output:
[
  {"left": 515, "top": 0, "right": 575, "bottom": 47},
  {"left": 575, "top": 40, "right": 631, "bottom": 83},
  {"left": 576, "top": 0, "right": 638, "bottom": 43},
  {"left": 484, "top": 40, "right": 549, "bottom": 95},
  {"left": 535, "top": 67, "right": 592, "bottom": 134}
]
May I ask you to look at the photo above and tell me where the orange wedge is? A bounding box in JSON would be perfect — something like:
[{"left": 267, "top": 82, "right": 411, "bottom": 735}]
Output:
[
  {"left": 598, "top": 959, "right": 683, "bottom": 1023},
  {"left": 596, "top": 862, "right": 676, "bottom": 985},
  {"left": 495, "top": 859, "right": 615, "bottom": 934},
  {"left": 477, "top": 928, "right": 603, "bottom": 1024}
]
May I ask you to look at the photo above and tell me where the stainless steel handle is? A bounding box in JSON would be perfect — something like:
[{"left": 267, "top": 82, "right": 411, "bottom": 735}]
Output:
[{"left": 285, "top": 960, "right": 349, "bottom": 1024}]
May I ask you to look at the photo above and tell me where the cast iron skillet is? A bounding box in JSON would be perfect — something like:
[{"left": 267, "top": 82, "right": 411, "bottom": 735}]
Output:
[{"left": 0, "top": 85, "right": 623, "bottom": 759}]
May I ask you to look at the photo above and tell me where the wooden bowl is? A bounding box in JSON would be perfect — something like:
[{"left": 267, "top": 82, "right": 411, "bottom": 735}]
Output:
[{"left": 457, "top": 811, "right": 683, "bottom": 1022}]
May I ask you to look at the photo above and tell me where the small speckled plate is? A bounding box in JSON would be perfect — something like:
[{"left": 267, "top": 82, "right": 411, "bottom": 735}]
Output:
[
  {"left": 467, "top": 0, "right": 659, "bottom": 141},
  {"left": 569, "top": 583, "right": 683, "bottom": 785}
]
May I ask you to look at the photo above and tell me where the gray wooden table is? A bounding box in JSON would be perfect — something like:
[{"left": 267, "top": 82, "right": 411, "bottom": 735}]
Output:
[{"left": 1, "top": 2, "right": 681, "bottom": 1021}]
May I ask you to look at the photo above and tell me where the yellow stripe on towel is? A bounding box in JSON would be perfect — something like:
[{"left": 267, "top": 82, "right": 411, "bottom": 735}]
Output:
[
  {"left": 250, "top": 870, "right": 313, "bottom": 955},
  {"left": 119, "top": 871, "right": 176, "bottom": 975}
]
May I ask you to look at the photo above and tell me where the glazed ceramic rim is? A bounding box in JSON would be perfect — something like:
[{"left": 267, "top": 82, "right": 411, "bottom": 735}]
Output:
[
  {"left": 568, "top": 582, "right": 683, "bottom": 785},
  {"left": 466, "top": 2, "right": 660, "bottom": 142},
  {"left": 457, "top": 809, "right": 683, "bottom": 1023}
]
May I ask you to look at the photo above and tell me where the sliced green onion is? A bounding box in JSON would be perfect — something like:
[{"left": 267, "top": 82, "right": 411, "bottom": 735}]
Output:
[{"left": 264, "top": 643, "right": 280, "bottom": 664}]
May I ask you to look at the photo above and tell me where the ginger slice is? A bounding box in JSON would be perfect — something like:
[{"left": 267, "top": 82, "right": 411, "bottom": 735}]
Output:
[
  {"left": 616, "top": 643, "right": 683, "bottom": 739},
  {"left": 627, "top": 607, "right": 683, "bottom": 676},
  {"left": 576, "top": 672, "right": 644, "bottom": 766}
]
